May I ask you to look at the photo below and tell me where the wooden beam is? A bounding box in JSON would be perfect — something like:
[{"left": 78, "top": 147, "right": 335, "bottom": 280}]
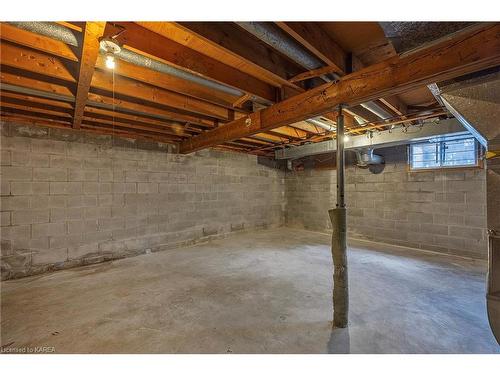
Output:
[
  {"left": 1, "top": 101, "right": 72, "bottom": 118},
  {"left": 81, "top": 123, "right": 179, "bottom": 143},
  {"left": 0, "top": 98, "right": 72, "bottom": 118},
  {"left": 288, "top": 122, "right": 322, "bottom": 134},
  {"left": 0, "top": 71, "right": 75, "bottom": 98},
  {"left": 95, "top": 54, "right": 243, "bottom": 111},
  {"left": 275, "top": 22, "right": 346, "bottom": 75},
  {"left": 0, "top": 23, "right": 78, "bottom": 61},
  {"left": 81, "top": 114, "right": 186, "bottom": 140},
  {"left": 269, "top": 126, "right": 309, "bottom": 140},
  {"left": 86, "top": 92, "right": 216, "bottom": 128},
  {"left": 253, "top": 132, "right": 288, "bottom": 143},
  {"left": 1, "top": 113, "right": 179, "bottom": 145},
  {"left": 342, "top": 110, "right": 446, "bottom": 134},
  {"left": 378, "top": 96, "right": 408, "bottom": 116},
  {"left": 232, "top": 93, "right": 252, "bottom": 108},
  {"left": 0, "top": 41, "right": 77, "bottom": 83},
  {"left": 175, "top": 22, "right": 304, "bottom": 91},
  {"left": 276, "top": 23, "right": 409, "bottom": 121},
  {"left": 56, "top": 22, "right": 83, "bottom": 33},
  {"left": 1, "top": 106, "right": 72, "bottom": 125},
  {"left": 179, "top": 24, "right": 500, "bottom": 153},
  {"left": 0, "top": 91, "right": 73, "bottom": 111},
  {"left": 289, "top": 65, "right": 342, "bottom": 83},
  {"left": 108, "top": 22, "right": 277, "bottom": 103},
  {"left": 90, "top": 69, "right": 232, "bottom": 121},
  {"left": 83, "top": 106, "right": 195, "bottom": 137},
  {"left": 73, "top": 22, "right": 105, "bottom": 129}
]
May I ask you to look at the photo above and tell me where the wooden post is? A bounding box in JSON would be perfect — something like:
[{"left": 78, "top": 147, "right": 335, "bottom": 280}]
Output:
[{"left": 329, "top": 106, "right": 348, "bottom": 328}]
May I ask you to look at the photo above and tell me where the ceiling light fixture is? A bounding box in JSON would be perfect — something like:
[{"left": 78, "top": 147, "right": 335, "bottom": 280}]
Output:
[
  {"left": 99, "top": 37, "right": 122, "bottom": 70},
  {"left": 105, "top": 53, "right": 116, "bottom": 69}
]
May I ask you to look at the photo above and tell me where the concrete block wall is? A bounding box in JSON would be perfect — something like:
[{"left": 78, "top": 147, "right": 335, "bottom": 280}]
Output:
[
  {"left": 0, "top": 122, "right": 285, "bottom": 279},
  {"left": 285, "top": 146, "right": 488, "bottom": 259}
]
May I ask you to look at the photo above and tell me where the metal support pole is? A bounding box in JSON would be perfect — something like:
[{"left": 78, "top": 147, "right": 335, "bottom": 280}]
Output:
[
  {"left": 329, "top": 105, "right": 348, "bottom": 328},
  {"left": 336, "top": 107, "right": 346, "bottom": 209}
]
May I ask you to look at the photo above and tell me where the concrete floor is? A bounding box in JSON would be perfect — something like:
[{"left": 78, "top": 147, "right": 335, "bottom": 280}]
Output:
[{"left": 1, "top": 228, "right": 499, "bottom": 353}]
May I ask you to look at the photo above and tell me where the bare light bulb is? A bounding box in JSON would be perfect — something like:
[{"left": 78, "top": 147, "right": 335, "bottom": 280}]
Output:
[
  {"left": 344, "top": 135, "right": 350, "bottom": 142},
  {"left": 105, "top": 54, "right": 116, "bottom": 69}
]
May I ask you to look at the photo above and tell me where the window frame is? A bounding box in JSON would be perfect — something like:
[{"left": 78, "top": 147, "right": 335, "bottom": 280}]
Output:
[{"left": 408, "top": 136, "right": 481, "bottom": 172}]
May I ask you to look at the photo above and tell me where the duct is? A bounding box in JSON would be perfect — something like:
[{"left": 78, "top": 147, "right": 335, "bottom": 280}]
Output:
[
  {"left": 306, "top": 118, "right": 336, "bottom": 132},
  {"left": 354, "top": 148, "right": 383, "bottom": 167},
  {"left": 236, "top": 22, "right": 338, "bottom": 83},
  {"left": 237, "top": 22, "right": 323, "bottom": 71},
  {"left": 275, "top": 118, "right": 467, "bottom": 160},
  {"left": 8, "top": 22, "right": 79, "bottom": 46},
  {"left": 6, "top": 22, "right": 256, "bottom": 103},
  {"left": 113, "top": 49, "right": 245, "bottom": 98},
  {"left": 360, "top": 102, "right": 393, "bottom": 120}
]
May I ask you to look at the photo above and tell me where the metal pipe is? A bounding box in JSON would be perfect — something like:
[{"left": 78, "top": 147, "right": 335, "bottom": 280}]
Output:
[
  {"left": 354, "top": 148, "right": 384, "bottom": 167},
  {"left": 336, "top": 108, "right": 345, "bottom": 208}
]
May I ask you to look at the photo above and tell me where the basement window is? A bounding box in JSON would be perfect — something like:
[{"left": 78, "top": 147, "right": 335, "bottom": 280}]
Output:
[{"left": 409, "top": 135, "right": 479, "bottom": 170}]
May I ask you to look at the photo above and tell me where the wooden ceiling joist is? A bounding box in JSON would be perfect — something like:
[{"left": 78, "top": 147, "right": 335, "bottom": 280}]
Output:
[
  {"left": 276, "top": 21, "right": 406, "bottom": 123},
  {"left": 175, "top": 22, "right": 305, "bottom": 91},
  {"left": 86, "top": 92, "right": 216, "bottom": 129},
  {"left": 0, "top": 71, "right": 75, "bottom": 98},
  {"left": 378, "top": 96, "right": 408, "bottom": 117},
  {"left": 95, "top": 54, "right": 243, "bottom": 111},
  {"left": 269, "top": 126, "right": 310, "bottom": 140},
  {"left": 275, "top": 22, "right": 347, "bottom": 76},
  {"left": 0, "top": 23, "right": 79, "bottom": 62},
  {"left": 107, "top": 22, "right": 277, "bottom": 103},
  {"left": 0, "top": 41, "right": 77, "bottom": 83},
  {"left": 81, "top": 122, "right": 181, "bottom": 144},
  {"left": 73, "top": 22, "right": 106, "bottom": 129},
  {"left": 253, "top": 132, "right": 289, "bottom": 143},
  {"left": 83, "top": 106, "right": 195, "bottom": 137},
  {"left": 289, "top": 65, "right": 344, "bottom": 83},
  {"left": 81, "top": 114, "right": 187, "bottom": 139},
  {"left": 0, "top": 101, "right": 184, "bottom": 144},
  {"left": 0, "top": 101, "right": 72, "bottom": 118},
  {"left": 1, "top": 106, "right": 72, "bottom": 125},
  {"left": 0, "top": 21, "right": 496, "bottom": 153},
  {"left": 90, "top": 69, "right": 233, "bottom": 121},
  {"left": 0, "top": 96, "right": 73, "bottom": 117},
  {"left": 0, "top": 112, "right": 179, "bottom": 145},
  {"left": 0, "top": 91, "right": 74, "bottom": 111},
  {"left": 179, "top": 24, "right": 500, "bottom": 153},
  {"left": 82, "top": 123, "right": 180, "bottom": 143}
]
